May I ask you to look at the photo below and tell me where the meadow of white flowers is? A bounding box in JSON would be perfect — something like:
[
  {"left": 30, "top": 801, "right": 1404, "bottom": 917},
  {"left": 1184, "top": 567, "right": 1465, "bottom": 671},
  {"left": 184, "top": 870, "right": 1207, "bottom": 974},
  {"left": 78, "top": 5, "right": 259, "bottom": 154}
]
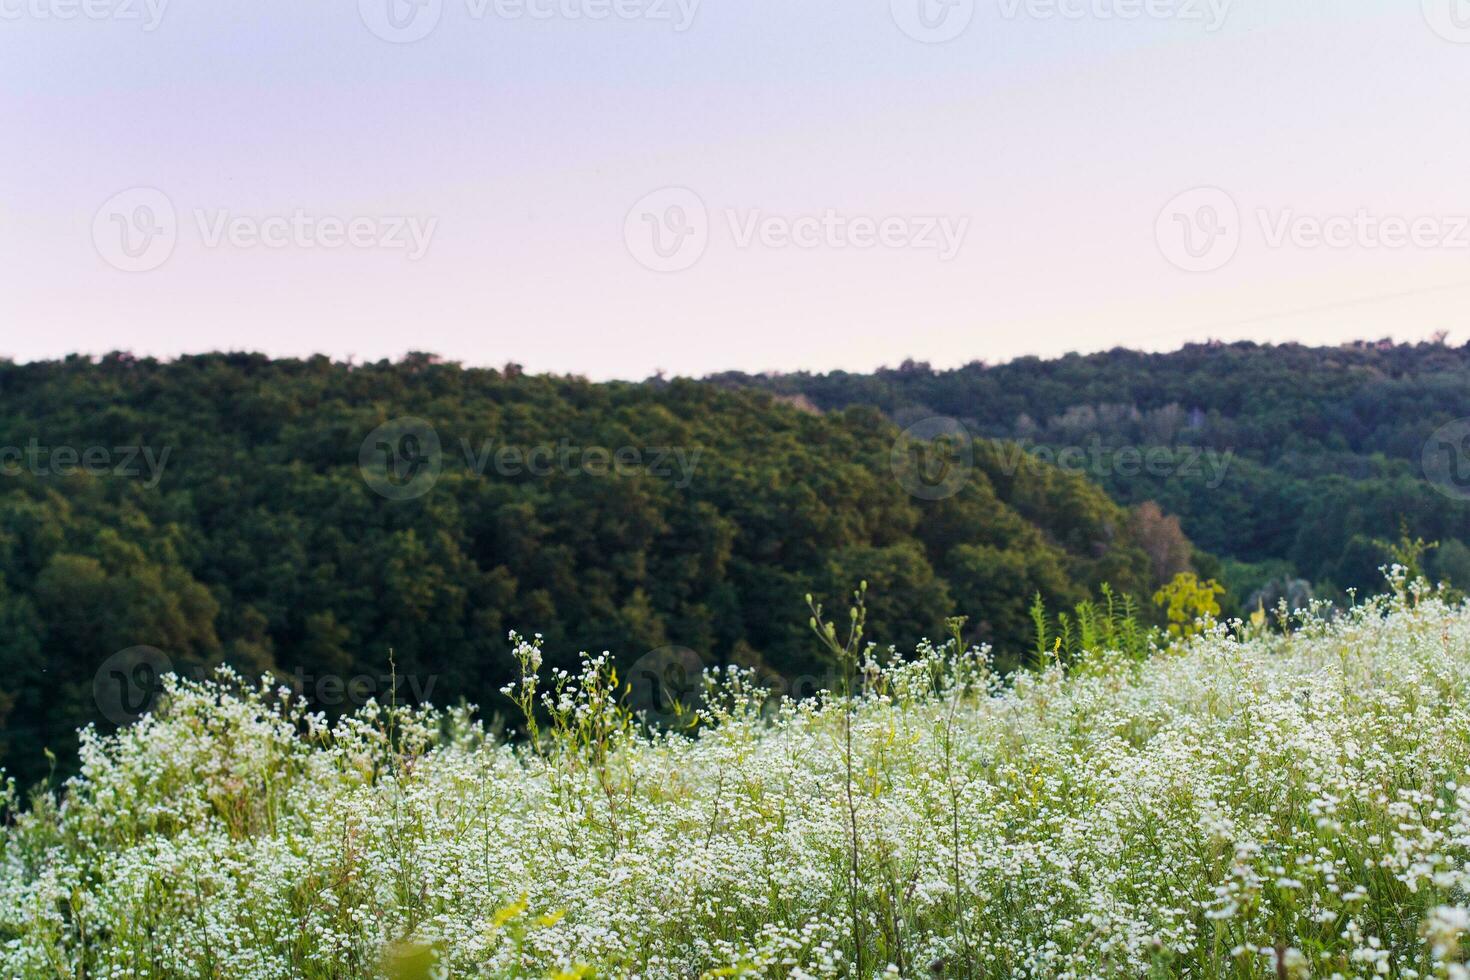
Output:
[{"left": 4, "top": 575, "right": 1470, "bottom": 978}]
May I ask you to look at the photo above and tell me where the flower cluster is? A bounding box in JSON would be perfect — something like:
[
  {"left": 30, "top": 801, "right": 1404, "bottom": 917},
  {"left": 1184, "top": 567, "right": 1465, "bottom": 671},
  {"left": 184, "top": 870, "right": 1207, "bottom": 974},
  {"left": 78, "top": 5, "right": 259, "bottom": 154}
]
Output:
[{"left": 5, "top": 585, "right": 1470, "bottom": 977}]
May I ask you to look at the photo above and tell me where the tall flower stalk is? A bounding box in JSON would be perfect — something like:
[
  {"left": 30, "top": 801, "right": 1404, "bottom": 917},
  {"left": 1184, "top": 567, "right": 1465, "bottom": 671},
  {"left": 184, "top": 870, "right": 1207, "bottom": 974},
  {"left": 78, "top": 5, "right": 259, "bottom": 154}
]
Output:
[{"left": 808, "top": 582, "right": 869, "bottom": 976}]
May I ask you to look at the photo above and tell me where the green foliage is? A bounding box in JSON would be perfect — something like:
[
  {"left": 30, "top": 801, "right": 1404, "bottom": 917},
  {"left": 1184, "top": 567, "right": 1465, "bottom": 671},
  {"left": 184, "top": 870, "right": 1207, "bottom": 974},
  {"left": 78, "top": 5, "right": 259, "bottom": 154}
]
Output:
[
  {"left": 716, "top": 339, "right": 1470, "bottom": 604},
  {"left": 1153, "top": 572, "right": 1226, "bottom": 639},
  {"left": 1029, "top": 583, "right": 1154, "bottom": 663},
  {"left": 1375, "top": 521, "right": 1438, "bottom": 586},
  {"left": 0, "top": 353, "right": 1179, "bottom": 784}
]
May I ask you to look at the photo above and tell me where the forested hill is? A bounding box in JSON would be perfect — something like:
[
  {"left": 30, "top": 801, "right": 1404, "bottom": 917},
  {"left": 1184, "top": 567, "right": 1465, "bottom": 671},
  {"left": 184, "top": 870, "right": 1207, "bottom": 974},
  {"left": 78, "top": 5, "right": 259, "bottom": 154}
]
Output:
[
  {"left": 0, "top": 353, "right": 1196, "bottom": 784},
  {"left": 712, "top": 339, "right": 1470, "bottom": 604}
]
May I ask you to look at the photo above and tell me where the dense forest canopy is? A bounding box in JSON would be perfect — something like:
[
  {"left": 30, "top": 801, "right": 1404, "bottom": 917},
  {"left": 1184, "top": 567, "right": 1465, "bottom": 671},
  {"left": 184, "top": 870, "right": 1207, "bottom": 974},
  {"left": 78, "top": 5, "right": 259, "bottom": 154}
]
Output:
[
  {"left": 712, "top": 339, "right": 1470, "bottom": 604},
  {"left": 0, "top": 352, "right": 1189, "bottom": 785}
]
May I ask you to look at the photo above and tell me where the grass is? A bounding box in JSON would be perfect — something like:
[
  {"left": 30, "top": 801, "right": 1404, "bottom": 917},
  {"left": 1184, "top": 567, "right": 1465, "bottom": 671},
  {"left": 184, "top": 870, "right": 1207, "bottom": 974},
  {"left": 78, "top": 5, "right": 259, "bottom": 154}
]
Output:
[{"left": 3, "top": 570, "right": 1470, "bottom": 977}]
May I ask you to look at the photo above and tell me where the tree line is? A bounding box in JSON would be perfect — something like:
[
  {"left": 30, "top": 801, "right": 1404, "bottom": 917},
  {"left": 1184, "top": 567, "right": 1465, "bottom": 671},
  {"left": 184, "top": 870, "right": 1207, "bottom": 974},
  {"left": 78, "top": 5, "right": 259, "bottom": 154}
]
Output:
[
  {"left": 712, "top": 339, "right": 1470, "bottom": 607},
  {"left": 0, "top": 352, "right": 1198, "bottom": 785}
]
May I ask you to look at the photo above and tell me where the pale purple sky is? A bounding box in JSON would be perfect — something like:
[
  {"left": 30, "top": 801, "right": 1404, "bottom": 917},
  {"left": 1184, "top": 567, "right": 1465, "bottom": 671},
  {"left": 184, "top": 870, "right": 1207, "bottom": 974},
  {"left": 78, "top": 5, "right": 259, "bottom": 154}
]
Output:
[{"left": 3, "top": 0, "right": 1468, "bottom": 378}]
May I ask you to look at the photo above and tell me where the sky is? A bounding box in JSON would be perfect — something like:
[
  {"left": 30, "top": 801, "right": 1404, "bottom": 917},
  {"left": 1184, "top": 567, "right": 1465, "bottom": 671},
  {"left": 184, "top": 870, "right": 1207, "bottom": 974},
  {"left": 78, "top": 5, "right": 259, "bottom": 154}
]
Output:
[{"left": 3, "top": 0, "right": 1469, "bottom": 379}]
